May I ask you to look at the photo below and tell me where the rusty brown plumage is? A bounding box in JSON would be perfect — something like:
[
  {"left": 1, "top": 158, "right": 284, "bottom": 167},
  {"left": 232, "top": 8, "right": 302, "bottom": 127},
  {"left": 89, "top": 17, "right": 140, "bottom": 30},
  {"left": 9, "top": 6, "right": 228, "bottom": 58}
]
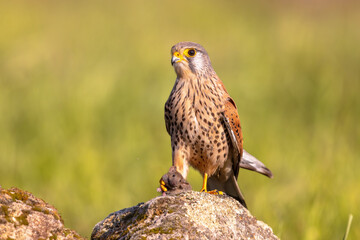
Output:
[{"left": 164, "top": 42, "right": 272, "bottom": 207}]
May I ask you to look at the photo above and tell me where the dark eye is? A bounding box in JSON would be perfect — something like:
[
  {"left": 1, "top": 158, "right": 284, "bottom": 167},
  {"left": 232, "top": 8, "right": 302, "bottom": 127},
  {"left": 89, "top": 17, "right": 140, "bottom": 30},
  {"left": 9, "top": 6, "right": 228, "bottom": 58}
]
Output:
[{"left": 188, "top": 49, "right": 196, "bottom": 56}]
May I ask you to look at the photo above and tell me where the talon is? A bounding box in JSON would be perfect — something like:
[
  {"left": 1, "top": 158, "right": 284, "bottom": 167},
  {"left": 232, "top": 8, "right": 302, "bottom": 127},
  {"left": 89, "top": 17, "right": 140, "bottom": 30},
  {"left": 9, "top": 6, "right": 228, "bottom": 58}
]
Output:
[
  {"left": 200, "top": 173, "right": 223, "bottom": 195},
  {"left": 160, "top": 180, "right": 168, "bottom": 192},
  {"left": 207, "top": 189, "right": 224, "bottom": 195}
]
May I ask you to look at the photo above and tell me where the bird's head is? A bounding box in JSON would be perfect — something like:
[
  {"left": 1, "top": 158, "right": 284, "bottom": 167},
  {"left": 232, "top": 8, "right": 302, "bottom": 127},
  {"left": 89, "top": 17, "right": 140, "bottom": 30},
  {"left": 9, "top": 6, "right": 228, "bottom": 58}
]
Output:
[{"left": 171, "top": 42, "right": 214, "bottom": 78}]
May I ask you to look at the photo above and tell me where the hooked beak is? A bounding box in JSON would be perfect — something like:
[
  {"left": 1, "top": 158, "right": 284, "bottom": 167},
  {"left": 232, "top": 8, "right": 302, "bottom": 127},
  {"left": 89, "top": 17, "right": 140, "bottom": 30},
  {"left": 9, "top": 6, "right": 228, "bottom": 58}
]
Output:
[{"left": 171, "top": 51, "right": 185, "bottom": 65}]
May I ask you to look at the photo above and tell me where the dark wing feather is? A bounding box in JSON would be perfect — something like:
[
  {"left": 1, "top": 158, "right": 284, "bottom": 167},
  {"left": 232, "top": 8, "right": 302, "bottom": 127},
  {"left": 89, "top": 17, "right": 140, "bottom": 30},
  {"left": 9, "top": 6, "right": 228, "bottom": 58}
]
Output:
[{"left": 220, "top": 97, "right": 243, "bottom": 178}]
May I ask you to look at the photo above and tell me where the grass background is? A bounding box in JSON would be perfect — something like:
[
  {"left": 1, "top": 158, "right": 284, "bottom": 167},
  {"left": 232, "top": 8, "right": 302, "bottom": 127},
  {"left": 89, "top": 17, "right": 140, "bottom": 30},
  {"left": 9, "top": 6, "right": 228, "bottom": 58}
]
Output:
[{"left": 0, "top": 0, "right": 359, "bottom": 239}]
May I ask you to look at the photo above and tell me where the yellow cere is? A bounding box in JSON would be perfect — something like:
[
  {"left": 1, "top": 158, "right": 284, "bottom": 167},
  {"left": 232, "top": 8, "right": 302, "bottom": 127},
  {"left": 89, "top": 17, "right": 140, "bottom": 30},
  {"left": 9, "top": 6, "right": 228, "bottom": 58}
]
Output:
[
  {"left": 173, "top": 51, "right": 181, "bottom": 58},
  {"left": 173, "top": 51, "right": 186, "bottom": 63}
]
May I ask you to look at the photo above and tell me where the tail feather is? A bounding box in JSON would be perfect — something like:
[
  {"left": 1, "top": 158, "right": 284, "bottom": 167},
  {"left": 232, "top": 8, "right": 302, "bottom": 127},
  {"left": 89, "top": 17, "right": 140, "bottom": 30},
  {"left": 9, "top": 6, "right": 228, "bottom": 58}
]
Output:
[{"left": 240, "top": 150, "right": 273, "bottom": 178}]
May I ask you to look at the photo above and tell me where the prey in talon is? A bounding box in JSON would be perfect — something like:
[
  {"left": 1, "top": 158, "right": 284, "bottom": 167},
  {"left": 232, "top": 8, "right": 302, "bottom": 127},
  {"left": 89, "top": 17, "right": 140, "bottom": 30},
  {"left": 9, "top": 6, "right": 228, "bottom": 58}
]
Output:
[{"left": 158, "top": 166, "right": 192, "bottom": 195}]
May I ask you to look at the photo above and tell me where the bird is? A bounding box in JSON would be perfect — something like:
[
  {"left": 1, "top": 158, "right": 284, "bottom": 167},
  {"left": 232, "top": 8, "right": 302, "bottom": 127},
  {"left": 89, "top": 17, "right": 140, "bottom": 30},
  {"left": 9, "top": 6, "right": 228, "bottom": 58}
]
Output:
[{"left": 163, "top": 41, "right": 272, "bottom": 207}]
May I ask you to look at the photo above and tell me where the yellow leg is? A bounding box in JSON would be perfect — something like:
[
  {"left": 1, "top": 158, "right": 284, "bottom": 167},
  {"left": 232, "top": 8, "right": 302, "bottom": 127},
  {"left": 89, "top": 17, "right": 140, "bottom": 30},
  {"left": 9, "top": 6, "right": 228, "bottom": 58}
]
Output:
[
  {"left": 200, "top": 173, "right": 223, "bottom": 195},
  {"left": 200, "top": 173, "right": 208, "bottom": 192}
]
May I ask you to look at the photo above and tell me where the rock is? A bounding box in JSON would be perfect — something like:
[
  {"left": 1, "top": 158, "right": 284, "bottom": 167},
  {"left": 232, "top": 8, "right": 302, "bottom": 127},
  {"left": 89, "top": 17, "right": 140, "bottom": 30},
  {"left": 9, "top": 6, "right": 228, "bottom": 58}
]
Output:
[
  {"left": 91, "top": 191, "right": 278, "bottom": 240},
  {"left": 0, "top": 186, "right": 84, "bottom": 240}
]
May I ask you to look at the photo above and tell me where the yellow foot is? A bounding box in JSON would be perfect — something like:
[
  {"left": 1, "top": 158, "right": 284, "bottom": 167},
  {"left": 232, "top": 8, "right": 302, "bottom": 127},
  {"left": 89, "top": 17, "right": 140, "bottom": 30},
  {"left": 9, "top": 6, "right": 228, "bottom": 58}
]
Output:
[
  {"left": 199, "top": 173, "right": 224, "bottom": 195},
  {"left": 207, "top": 189, "right": 224, "bottom": 195},
  {"left": 160, "top": 179, "right": 167, "bottom": 192},
  {"left": 200, "top": 188, "right": 224, "bottom": 195}
]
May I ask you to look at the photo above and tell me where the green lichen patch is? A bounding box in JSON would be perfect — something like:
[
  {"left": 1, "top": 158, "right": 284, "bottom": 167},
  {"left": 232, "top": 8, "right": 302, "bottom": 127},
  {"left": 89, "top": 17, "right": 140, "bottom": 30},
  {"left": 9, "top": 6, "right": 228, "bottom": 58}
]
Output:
[
  {"left": 0, "top": 204, "right": 29, "bottom": 226},
  {"left": 7, "top": 188, "right": 29, "bottom": 203},
  {"left": 1, "top": 205, "right": 11, "bottom": 223},
  {"left": 15, "top": 212, "right": 29, "bottom": 226},
  {"left": 31, "top": 205, "right": 62, "bottom": 222},
  {"left": 146, "top": 226, "right": 174, "bottom": 235}
]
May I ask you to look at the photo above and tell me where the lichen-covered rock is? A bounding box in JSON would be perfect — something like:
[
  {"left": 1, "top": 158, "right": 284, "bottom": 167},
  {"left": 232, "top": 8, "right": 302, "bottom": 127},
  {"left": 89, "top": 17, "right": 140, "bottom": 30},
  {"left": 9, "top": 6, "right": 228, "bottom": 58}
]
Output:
[
  {"left": 0, "top": 186, "right": 84, "bottom": 240},
  {"left": 91, "top": 191, "right": 278, "bottom": 240}
]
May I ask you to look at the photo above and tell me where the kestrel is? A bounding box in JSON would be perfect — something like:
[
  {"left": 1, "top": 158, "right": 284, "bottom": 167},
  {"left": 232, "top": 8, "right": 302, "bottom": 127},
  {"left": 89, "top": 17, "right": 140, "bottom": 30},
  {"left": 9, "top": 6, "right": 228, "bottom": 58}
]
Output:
[{"left": 163, "top": 42, "right": 272, "bottom": 207}]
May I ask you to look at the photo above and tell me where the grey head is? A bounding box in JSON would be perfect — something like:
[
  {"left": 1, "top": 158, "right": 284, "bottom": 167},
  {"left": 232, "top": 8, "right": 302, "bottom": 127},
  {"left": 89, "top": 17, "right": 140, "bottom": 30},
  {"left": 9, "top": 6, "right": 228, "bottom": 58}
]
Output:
[{"left": 170, "top": 41, "right": 215, "bottom": 77}]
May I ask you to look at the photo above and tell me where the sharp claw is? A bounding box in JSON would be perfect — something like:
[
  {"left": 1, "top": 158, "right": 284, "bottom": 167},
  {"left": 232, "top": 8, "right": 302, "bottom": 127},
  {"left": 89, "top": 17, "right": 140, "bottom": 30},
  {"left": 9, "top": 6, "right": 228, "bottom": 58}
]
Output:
[
  {"left": 160, "top": 184, "right": 168, "bottom": 192},
  {"left": 201, "top": 189, "right": 224, "bottom": 195},
  {"left": 160, "top": 180, "right": 168, "bottom": 192}
]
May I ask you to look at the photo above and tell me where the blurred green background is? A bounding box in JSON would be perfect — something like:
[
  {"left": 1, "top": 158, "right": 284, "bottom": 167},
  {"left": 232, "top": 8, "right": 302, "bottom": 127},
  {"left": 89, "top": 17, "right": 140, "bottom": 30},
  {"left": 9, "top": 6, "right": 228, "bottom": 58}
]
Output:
[{"left": 0, "top": 0, "right": 359, "bottom": 239}]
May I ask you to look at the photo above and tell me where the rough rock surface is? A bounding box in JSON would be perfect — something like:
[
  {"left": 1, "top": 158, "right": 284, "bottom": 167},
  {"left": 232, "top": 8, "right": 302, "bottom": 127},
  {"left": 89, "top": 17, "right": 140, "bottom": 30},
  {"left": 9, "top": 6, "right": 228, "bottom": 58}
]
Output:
[
  {"left": 91, "top": 191, "right": 278, "bottom": 240},
  {"left": 0, "top": 186, "right": 84, "bottom": 240}
]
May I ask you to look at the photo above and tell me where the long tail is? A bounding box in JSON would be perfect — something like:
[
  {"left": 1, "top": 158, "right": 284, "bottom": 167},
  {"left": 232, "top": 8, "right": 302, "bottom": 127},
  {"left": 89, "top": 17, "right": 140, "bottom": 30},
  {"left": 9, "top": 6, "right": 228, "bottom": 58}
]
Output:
[
  {"left": 240, "top": 150, "right": 273, "bottom": 178},
  {"left": 207, "top": 150, "right": 272, "bottom": 208}
]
